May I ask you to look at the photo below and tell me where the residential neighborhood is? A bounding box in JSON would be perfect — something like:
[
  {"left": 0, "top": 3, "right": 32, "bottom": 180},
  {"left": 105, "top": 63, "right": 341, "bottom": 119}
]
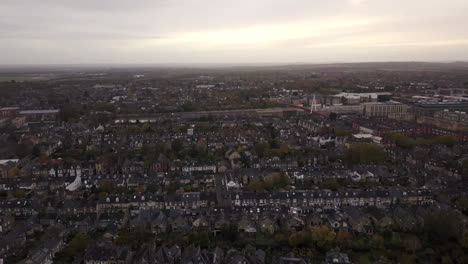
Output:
[{"left": 0, "top": 62, "right": 468, "bottom": 264}]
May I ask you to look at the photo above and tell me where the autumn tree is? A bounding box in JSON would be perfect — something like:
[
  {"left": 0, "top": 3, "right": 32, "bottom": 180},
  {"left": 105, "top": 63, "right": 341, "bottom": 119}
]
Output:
[
  {"left": 336, "top": 229, "right": 352, "bottom": 246},
  {"left": 311, "top": 225, "right": 335, "bottom": 249},
  {"left": 99, "top": 180, "right": 113, "bottom": 194},
  {"left": 403, "top": 234, "right": 422, "bottom": 253},
  {"left": 289, "top": 233, "right": 300, "bottom": 247},
  {"left": 371, "top": 234, "right": 385, "bottom": 249},
  {"left": 13, "top": 190, "right": 26, "bottom": 198},
  {"left": 247, "top": 177, "right": 263, "bottom": 192}
]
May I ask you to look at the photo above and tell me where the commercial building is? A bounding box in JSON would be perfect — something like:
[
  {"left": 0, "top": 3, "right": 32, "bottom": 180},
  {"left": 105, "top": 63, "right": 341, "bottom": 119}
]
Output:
[
  {"left": 412, "top": 102, "right": 468, "bottom": 117},
  {"left": 416, "top": 110, "right": 468, "bottom": 131},
  {"left": 0, "top": 107, "right": 19, "bottom": 118},
  {"left": 19, "top": 109, "right": 60, "bottom": 122},
  {"left": 362, "top": 101, "right": 408, "bottom": 117},
  {"left": 324, "top": 92, "right": 391, "bottom": 106}
]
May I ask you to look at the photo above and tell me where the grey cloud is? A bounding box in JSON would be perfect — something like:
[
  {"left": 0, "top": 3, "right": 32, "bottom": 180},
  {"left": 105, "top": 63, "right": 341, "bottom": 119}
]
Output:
[{"left": 0, "top": 0, "right": 467, "bottom": 64}]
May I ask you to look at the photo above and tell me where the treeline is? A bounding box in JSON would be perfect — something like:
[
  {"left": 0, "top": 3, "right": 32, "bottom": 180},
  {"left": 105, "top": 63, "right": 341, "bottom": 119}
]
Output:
[
  {"left": 390, "top": 134, "right": 457, "bottom": 149},
  {"left": 253, "top": 139, "right": 290, "bottom": 158},
  {"left": 345, "top": 143, "right": 387, "bottom": 165},
  {"left": 247, "top": 172, "right": 291, "bottom": 192}
]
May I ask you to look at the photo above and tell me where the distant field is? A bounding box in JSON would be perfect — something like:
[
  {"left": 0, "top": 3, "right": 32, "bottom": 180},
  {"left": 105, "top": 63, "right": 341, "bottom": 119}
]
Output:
[
  {"left": 322, "top": 88, "right": 343, "bottom": 94},
  {"left": 0, "top": 76, "right": 48, "bottom": 82}
]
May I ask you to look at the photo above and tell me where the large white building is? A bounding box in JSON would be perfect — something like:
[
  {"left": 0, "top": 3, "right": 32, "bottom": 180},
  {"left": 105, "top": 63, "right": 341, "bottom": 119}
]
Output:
[{"left": 362, "top": 101, "right": 408, "bottom": 117}]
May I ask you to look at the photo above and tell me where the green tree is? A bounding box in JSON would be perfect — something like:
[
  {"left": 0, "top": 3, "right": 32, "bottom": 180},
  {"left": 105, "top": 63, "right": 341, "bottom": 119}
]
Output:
[
  {"left": 424, "top": 212, "right": 462, "bottom": 245},
  {"left": 171, "top": 139, "right": 184, "bottom": 153},
  {"left": 345, "top": 143, "right": 386, "bottom": 165},
  {"left": 371, "top": 234, "right": 385, "bottom": 249},
  {"left": 59, "top": 105, "right": 80, "bottom": 122},
  {"left": 254, "top": 142, "right": 269, "bottom": 158},
  {"left": 54, "top": 232, "right": 89, "bottom": 264},
  {"left": 15, "top": 141, "right": 33, "bottom": 158}
]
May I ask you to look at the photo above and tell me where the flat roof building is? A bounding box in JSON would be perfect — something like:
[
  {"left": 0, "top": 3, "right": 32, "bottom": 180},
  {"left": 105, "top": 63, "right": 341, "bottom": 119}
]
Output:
[{"left": 362, "top": 101, "right": 408, "bottom": 117}]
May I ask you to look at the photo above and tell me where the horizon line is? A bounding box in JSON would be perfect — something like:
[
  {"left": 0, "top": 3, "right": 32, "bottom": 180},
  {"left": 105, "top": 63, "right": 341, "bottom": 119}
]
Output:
[{"left": 0, "top": 60, "right": 468, "bottom": 69}]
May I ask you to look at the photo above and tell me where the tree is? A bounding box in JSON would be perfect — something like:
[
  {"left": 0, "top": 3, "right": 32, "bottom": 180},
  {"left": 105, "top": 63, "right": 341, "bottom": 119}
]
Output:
[
  {"left": 311, "top": 225, "right": 335, "bottom": 249},
  {"left": 441, "top": 256, "right": 454, "bottom": 264},
  {"left": 15, "top": 141, "right": 33, "bottom": 158},
  {"left": 433, "top": 135, "right": 456, "bottom": 147},
  {"left": 8, "top": 167, "right": 21, "bottom": 177},
  {"left": 166, "top": 181, "right": 181, "bottom": 194},
  {"left": 274, "top": 233, "right": 287, "bottom": 245},
  {"left": 99, "top": 180, "right": 113, "bottom": 194},
  {"left": 59, "top": 105, "right": 80, "bottom": 122},
  {"left": 54, "top": 232, "right": 89, "bottom": 264},
  {"left": 424, "top": 212, "right": 462, "bottom": 245},
  {"left": 13, "top": 190, "right": 26, "bottom": 198},
  {"left": 99, "top": 153, "right": 118, "bottom": 172},
  {"left": 269, "top": 172, "right": 291, "bottom": 189},
  {"left": 390, "top": 232, "right": 403, "bottom": 249},
  {"left": 345, "top": 143, "right": 386, "bottom": 165},
  {"left": 279, "top": 142, "right": 289, "bottom": 154},
  {"left": 32, "top": 145, "right": 41, "bottom": 157},
  {"left": 289, "top": 233, "right": 300, "bottom": 247},
  {"left": 371, "top": 234, "right": 385, "bottom": 249},
  {"left": 336, "top": 229, "right": 352, "bottom": 246},
  {"left": 403, "top": 234, "right": 421, "bottom": 253},
  {"left": 221, "top": 224, "right": 238, "bottom": 242},
  {"left": 196, "top": 139, "right": 207, "bottom": 153},
  {"left": 146, "top": 183, "right": 159, "bottom": 193},
  {"left": 254, "top": 142, "right": 269, "bottom": 158},
  {"left": 154, "top": 143, "right": 167, "bottom": 156},
  {"left": 93, "top": 102, "right": 115, "bottom": 112},
  {"left": 171, "top": 139, "right": 184, "bottom": 153},
  {"left": 247, "top": 177, "right": 263, "bottom": 192}
]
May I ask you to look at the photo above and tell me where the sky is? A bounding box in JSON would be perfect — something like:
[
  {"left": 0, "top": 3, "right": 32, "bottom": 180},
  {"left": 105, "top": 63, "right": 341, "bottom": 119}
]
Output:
[{"left": 1, "top": 0, "right": 467, "bottom": 64}]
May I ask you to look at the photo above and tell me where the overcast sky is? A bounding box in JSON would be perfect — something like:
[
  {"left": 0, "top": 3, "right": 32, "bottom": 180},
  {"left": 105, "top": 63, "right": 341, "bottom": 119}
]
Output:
[{"left": 1, "top": 0, "right": 467, "bottom": 64}]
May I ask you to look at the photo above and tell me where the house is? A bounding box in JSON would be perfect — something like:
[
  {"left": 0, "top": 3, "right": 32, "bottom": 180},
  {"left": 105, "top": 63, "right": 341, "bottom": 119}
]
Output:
[
  {"left": 19, "top": 109, "right": 60, "bottom": 122},
  {"left": 0, "top": 216, "right": 15, "bottom": 234},
  {"left": 171, "top": 215, "right": 189, "bottom": 232},
  {"left": 259, "top": 217, "right": 277, "bottom": 234},
  {"left": 83, "top": 244, "right": 132, "bottom": 264},
  {"left": 325, "top": 248, "right": 350, "bottom": 264},
  {"left": 192, "top": 215, "right": 210, "bottom": 230},
  {"left": 237, "top": 216, "right": 256, "bottom": 233},
  {"left": 150, "top": 212, "right": 168, "bottom": 234},
  {"left": 150, "top": 154, "right": 173, "bottom": 173},
  {"left": 271, "top": 255, "right": 309, "bottom": 264},
  {"left": 284, "top": 216, "right": 305, "bottom": 232},
  {"left": 24, "top": 234, "right": 66, "bottom": 264},
  {"left": 0, "top": 159, "right": 19, "bottom": 178}
]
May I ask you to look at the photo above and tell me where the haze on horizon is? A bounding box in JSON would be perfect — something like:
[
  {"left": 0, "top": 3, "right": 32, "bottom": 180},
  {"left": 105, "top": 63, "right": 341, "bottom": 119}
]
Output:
[{"left": 1, "top": 0, "right": 468, "bottom": 65}]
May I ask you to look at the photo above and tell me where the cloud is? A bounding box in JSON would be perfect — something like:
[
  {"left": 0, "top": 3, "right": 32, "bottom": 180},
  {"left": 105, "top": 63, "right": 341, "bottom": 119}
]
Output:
[
  {"left": 0, "top": 0, "right": 467, "bottom": 64},
  {"left": 348, "top": 0, "right": 368, "bottom": 5}
]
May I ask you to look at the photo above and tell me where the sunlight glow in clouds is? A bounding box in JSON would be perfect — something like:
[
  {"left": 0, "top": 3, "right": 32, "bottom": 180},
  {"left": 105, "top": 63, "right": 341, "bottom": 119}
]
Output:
[
  {"left": 0, "top": 0, "right": 467, "bottom": 64},
  {"left": 146, "top": 18, "right": 376, "bottom": 48}
]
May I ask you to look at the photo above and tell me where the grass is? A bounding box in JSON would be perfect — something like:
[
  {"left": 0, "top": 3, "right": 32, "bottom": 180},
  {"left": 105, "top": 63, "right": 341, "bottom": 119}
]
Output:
[{"left": 321, "top": 88, "right": 343, "bottom": 95}]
